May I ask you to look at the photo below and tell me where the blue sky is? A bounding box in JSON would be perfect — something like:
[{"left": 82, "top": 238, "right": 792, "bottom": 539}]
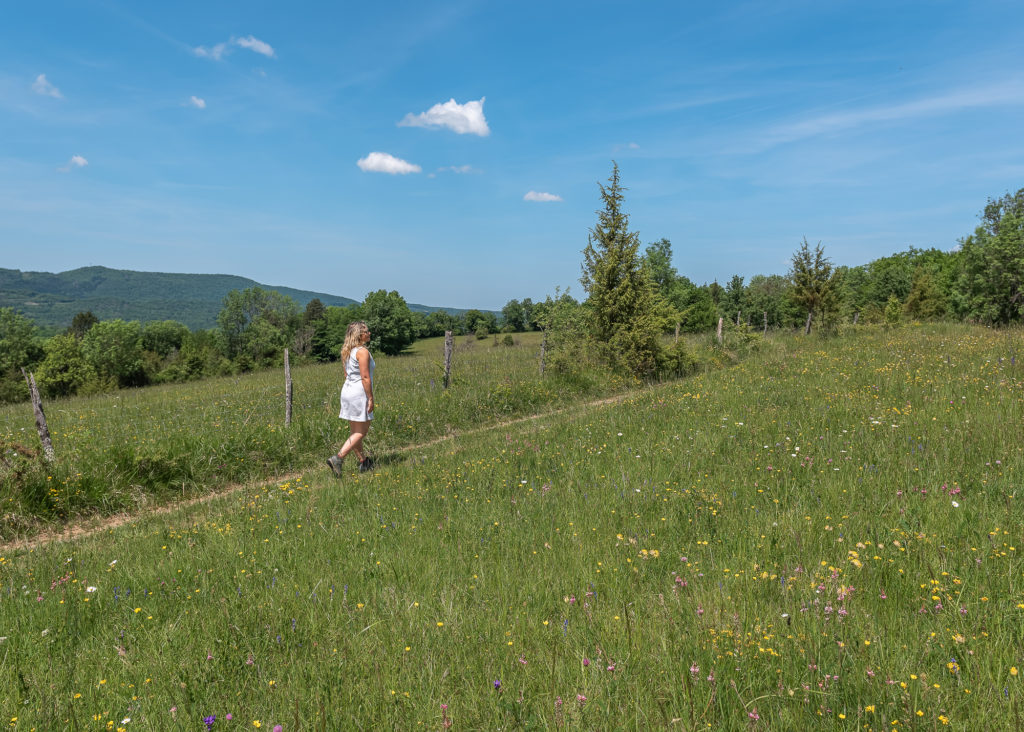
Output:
[{"left": 2, "top": 1, "right": 1023, "bottom": 310}]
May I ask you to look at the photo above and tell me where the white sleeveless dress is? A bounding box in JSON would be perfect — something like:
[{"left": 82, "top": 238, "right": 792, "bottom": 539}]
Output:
[{"left": 338, "top": 346, "right": 374, "bottom": 421}]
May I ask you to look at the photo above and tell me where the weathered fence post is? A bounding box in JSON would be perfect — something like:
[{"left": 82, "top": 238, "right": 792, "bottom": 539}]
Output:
[
  {"left": 736, "top": 310, "right": 741, "bottom": 326},
  {"left": 21, "top": 368, "right": 54, "bottom": 463},
  {"left": 804, "top": 311, "right": 813, "bottom": 335},
  {"left": 763, "top": 311, "right": 768, "bottom": 336},
  {"left": 716, "top": 317, "right": 723, "bottom": 345},
  {"left": 539, "top": 330, "right": 548, "bottom": 375},
  {"left": 853, "top": 311, "right": 859, "bottom": 325},
  {"left": 674, "top": 323, "right": 680, "bottom": 344},
  {"left": 284, "top": 348, "right": 293, "bottom": 427},
  {"left": 443, "top": 331, "right": 454, "bottom": 389}
]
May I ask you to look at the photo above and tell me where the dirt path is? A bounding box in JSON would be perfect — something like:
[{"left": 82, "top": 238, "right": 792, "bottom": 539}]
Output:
[{"left": 2, "top": 391, "right": 633, "bottom": 553}]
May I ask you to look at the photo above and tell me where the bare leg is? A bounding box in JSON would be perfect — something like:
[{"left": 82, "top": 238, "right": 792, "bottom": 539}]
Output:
[{"left": 338, "top": 420, "right": 370, "bottom": 462}]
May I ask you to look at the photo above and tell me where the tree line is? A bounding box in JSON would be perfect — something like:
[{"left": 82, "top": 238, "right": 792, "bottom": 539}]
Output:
[
  {"left": 535, "top": 171, "right": 1022, "bottom": 379},
  {"left": 1, "top": 181, "right": 1020, "bottom": 402},
  {"left": 0, "top": 288, "right": 552, "bottom": 403}
]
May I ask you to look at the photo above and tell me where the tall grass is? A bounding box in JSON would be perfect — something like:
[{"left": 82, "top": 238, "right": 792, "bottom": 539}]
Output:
[
  {"left": 0, "top": 323, "right": 1020, "bottom": 728},
  {"left": 1, "top": 332, "right": 654, "bottom": 536}
]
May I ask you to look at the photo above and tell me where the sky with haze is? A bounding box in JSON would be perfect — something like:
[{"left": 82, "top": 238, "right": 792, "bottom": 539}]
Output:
[{"left": 2, "top": 0, "right": 1023, "bottom": 309}]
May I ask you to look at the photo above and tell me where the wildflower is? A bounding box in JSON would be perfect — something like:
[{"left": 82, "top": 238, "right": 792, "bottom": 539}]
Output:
[
  {"left": 1012, "top": 667, "right": 1018, "bottom": 677},
  {"left": 748, "top": 708, "right": 760, "bottom": 720},
  {"left": 273, "top": 727, "right": 283, "bottom": 732},
  {"left": 204, "top": 715, "right": 216, "bottom": 731},
  {"left": 494, "top": 679, "right": 501, "bottom": 690},
  {"left": 690, "top": 663, "right": 700, "bottom": 675},
  {"left": 577, "top": 694, "right": 587, "bottom": 707},
  {"left": 583, "top": 657, "right": 590, "bottom": 667},
  {"left": 86, "top": 587, "right": 97, "bottom": 593}
]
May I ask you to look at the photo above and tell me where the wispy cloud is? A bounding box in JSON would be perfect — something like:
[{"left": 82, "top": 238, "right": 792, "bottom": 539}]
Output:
[
  {"left": 357, "top": 152, "right": 421, "bottom": 174},
  {"left": 760, "top": 80, "right": 1024, "bottom": 149},
  {"left": 399, "top": 97, "right": 490, "bottom": 136},
  {"left": 234, "top": 35, "right": 275, "bottom": 58},
  {"left": 524, "top": 191, "right": 562, "bottom": 202},
  {"left": 438, "top": 165, "right": 477, "bottom": 174},
  {"left": 57, "top": 155, "right": 88, "bottom": 173},
  {"left": 193, "top": 42, "right": 229, "bottom": 60},
  {"left": 32, "top": 74, "right": 62, "bottom": 99},
  {"left": 188, "top": 95, "right": 206, "bottom": 109},
  {"left": 194, "top": 35, "right": 276, "bottom": 61}
]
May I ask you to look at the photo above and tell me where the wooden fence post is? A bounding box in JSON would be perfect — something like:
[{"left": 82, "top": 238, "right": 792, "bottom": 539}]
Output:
[
  {"left": 763, "top": 311, "right": 768, "bottom": 336},
  {"left": 736, "top": 310, "right": 741, "bottom": 326},
  {"left": 674, "top": 323, "right": 680, "bottom": 344},
  {"left": 539, "top": 330, "right": 548, "bottom": 375},
  {"left": 716, "top": 317, "right": 723, "bottom": 344},
  {"left": 284, "top": 348, "right": 293, "bottom": 427},
  {"left": 21, "top": 369, "right": 54, "bottom": 463},
  {"left": 443, "top": 331, "right": 454, "bottom": 389},
  {"left": 804, "top": 311, "right": 813, "bottom": 335},
  {"left": 853, "top": 311, "right": 859, "bottom": 325}
]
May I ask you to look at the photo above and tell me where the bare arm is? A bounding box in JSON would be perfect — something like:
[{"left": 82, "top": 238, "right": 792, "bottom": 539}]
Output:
[{"left": 357, "top": 347, "right": 374, "bottom": 413}]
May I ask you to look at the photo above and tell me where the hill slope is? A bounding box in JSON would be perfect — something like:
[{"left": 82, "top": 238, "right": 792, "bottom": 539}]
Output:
[{"left": 0, "top": 266, "right": 471, "bottom": 330}]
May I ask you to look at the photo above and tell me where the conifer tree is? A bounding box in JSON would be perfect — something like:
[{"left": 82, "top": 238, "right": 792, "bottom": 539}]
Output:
[
  {"left": 581, "top": 163, "right": 661, "bottom": 376},
  {"left": 789, "top": 238, "right": 842, "bottom": 334}
]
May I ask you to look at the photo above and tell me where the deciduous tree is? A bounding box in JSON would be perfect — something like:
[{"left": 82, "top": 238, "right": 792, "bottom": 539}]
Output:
[{"left": 360, "top": 290, "right": 416, "bottom": 355}]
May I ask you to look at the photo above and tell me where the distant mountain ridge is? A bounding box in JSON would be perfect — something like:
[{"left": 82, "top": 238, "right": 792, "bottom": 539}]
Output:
[{"left": 0, "top": 266, "right": 472, "bottom": 331}]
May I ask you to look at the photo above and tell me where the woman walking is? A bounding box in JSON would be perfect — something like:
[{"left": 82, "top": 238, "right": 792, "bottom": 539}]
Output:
[{"left": 327, "top": 321, "right": 375, "bottom": 476}]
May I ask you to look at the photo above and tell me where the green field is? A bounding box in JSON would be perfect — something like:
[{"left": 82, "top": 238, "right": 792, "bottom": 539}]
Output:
[
  {"left": 0, "top": 331, "right": 640, "bottom": 538},
  {"left": 1, "top": 324, "right": 1022, "bottom": 730}
]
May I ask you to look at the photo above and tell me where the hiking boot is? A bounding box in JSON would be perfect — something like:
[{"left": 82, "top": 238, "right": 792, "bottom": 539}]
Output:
[
  {"left": 326, "top": 455, "right": 344, "bottom": 477},
  {"left": 358, "top": 456, "right": 375, "bottom": 473}
]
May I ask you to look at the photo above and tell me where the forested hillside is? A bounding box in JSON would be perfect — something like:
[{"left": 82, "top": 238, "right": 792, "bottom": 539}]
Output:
[{"left": 0, "top": 266, "right": 468, "bottom": 331}]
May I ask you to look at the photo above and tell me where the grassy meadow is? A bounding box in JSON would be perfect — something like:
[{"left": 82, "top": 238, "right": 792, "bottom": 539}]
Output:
[
  {"left": 0, "top": 331, "right": 639, "bottom": 538},
  {"left": 1, "top": 324, "right": 1022, "bottom": 729}
]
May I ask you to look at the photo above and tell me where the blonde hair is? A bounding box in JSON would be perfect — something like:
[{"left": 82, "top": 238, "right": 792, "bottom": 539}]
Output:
[{"left": 340, "top": 321, "right": 369, "bottom": 364}]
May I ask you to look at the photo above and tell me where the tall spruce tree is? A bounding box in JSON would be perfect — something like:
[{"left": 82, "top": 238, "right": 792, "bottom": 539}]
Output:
[
  {"left": 790, "top": 238, "right": 842, "bottom": 334},
  {"left": 581, "top": 163, "right": 661, "bottom": 376}
]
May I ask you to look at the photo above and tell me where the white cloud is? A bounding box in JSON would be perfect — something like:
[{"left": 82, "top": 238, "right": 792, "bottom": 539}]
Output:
[
  {"left": 32, "top": 74, "right": 62, "bottom": 99},
  {"left": 357, "top": 152, "right": 421, "bottom": 175},
  {"left": 398, "top": 97, "right": 490, "bottom": 136},
  {"left": 235, "top": 35, "right": 275, "bottom": 58},
  {"left": 524, "top": 191, "right": 562, "bottom": 202},
  {"left": 188, "top": 96, "right": 206, "bottom": 109},
  {"left": 193, "top": 42, "right": 229, "bottom": 60},
  {"left": 57, "top": 155, "right": 88, "bottom": 173},
  {"left": 193, "top": 36, "right": 275, "bottom": 61}
]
